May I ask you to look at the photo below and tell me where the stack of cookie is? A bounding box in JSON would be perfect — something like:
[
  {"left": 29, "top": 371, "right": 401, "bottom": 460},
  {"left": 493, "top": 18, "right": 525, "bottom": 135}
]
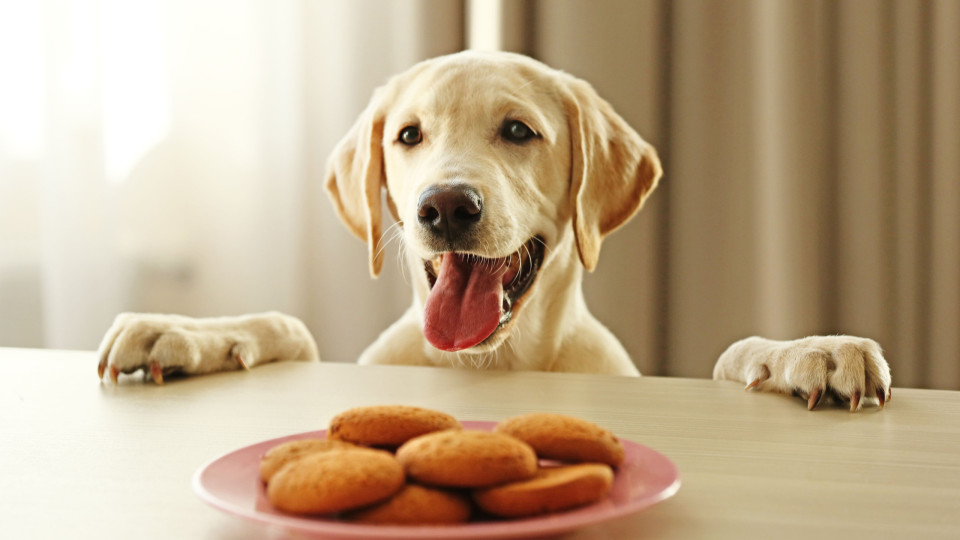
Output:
[{"left": 261, "top": 405, "right": 624, "bottom": 525}]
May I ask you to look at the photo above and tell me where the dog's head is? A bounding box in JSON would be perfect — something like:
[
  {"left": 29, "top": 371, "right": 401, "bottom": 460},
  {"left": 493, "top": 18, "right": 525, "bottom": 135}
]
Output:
[{"left": 326, "top": 51, "right": 661, "bottom": 354}]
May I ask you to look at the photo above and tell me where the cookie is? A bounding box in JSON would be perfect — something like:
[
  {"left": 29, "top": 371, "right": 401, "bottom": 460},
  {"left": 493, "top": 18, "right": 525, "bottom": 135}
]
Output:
[
  {"left": 396, "top": 429, "right": 538, "bottom": 488},
  {"left": 259, "top": 438, "right": 357, "bottom": 483},
  {"left": 473, "top": 463, "right": 614, "bottom": 518},
  {"left": 328, "top": 405, "right": 462, "bottom": 448},
  {"left": 347, "top": 484, "right": 472, "bottom": 525},
  {"left": 494, "top": 413, "right": 625, "bottom": 467},
  {"left": 266, "top": 448, "right": 405, "bottom": 515}
]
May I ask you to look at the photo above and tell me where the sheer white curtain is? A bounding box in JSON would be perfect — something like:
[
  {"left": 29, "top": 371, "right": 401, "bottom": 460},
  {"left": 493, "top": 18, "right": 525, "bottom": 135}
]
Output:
[{"left": 0, "top": 0, "right": 462, "bottom": 362}]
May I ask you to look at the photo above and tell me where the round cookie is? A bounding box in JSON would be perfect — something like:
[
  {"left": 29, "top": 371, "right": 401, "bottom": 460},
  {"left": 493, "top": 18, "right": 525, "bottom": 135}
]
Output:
[
  {"left": 259, "top": 438, "right": 357, "bottom": 482},
  {"left": 396, "top": 429, "right": 538, "bottom": 488},
  {"left": 328, "top": 405, "right": 462, "bottom": 448},
  {"left": 347, "top": 484, "right": 472, "bottom": 525},
  {"left": 473, "top": 463, "right": 614, "bottom": 518},
  {"left": 267, "top": 448, "right": 404, "bottom": 515},
  {"left": 494, "top": 413, "right": 625, "bottom": 467}
]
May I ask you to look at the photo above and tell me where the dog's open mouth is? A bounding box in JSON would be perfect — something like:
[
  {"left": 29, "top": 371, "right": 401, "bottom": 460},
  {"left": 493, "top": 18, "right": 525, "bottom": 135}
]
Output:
[{"left": 422, "top": 236, "right": 544, "bottom": 352}]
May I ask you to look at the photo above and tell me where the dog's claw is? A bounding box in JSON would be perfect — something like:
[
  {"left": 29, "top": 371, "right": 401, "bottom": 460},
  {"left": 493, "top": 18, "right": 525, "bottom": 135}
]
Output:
[
  {"left": 876, "top": 386, "right": 886, "bottom": 408},
  {"left": 850, "top": 390, "right": 861, "bottom": 412},
  {"left": 234, "top": 353, "right": 249, "bottom": 371},
  {"left": 744, "top": 364, "right": 770, "bottom": 391},
  {"left": 807, "top": 388, "right": 823, "bottom": 411},
  {"left": 149, "top": 361, "right": 164, "bottom": 385},
  {"left": 98, "top": 358, "right": 107, "bottom": 380},
  {"left": 109, "top": 365, "right": 120, "bottom": 384},
  {"left": 888, "top": 387, "right": 892, "bottom": 402}
]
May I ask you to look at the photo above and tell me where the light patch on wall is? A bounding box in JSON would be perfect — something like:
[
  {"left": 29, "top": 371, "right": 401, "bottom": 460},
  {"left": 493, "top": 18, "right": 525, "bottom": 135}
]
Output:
[
  {"left": 100, "top": 0, "right": 170, "bottom": 183},
  {"left": 467, "top": 0, "right": 502, "bottom": 51},
  {"left": 0, "top": 2, "right": 45, "bottom": 159}
]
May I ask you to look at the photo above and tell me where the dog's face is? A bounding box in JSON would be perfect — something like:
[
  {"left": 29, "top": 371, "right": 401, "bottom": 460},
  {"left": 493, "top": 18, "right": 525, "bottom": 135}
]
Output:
[
  {"left": 381, "top": 56, "right": 572, "bottom": 353},
  {"left": 327, "top": 51, "right": 661, "bottom": 356}
]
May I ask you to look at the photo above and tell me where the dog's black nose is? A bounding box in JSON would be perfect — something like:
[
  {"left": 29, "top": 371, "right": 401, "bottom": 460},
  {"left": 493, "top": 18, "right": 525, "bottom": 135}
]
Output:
[{"left": 417, "top": 184, "right": 483, "bottom": 240}]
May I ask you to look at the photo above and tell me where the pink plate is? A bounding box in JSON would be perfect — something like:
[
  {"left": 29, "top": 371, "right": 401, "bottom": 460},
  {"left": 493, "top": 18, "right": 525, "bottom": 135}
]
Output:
[{"left": 193, "top": 421, "right": 680, "bottom": 539}]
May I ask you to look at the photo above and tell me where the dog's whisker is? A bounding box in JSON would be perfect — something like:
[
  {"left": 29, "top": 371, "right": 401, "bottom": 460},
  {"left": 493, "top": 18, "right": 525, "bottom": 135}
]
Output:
[
  {"left": 531, "top": 236, "right": 547, "bottom": 251},
  {"left": 508, "top": 78, "right": 537, "bottom": 99},
  {"left": 506, "top": 328, "right": 520, "bottom": 355},
  {"left": 482, "top": 351, "right": 495, "bottom": 370},
  {"left": 376, "top": 222, "right": 412, "bottom": 284},
  {"left": 532, "top": 236, "right": 550, "bottom": 255},
  {"left": 456, "top": 350, "right": 469, "bottom": 369},
  {"left": 396, "top": 238, "right": 411, "bottom": 285},
  {"left": 515, "top": 243, "right": 530, "bottom": 286},
  {"left": 378, "top": 231, "right": 404, "bottom": 267},
  {"left": 390, "top": 228, "right": 408, "bottom": 276},
  {"left": 374, "top": 222, "right": 403, "bottom": 261}
]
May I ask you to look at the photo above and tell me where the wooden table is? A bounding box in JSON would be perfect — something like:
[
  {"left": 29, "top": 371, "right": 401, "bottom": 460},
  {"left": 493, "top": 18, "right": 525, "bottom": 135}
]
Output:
[{"left": 2, "top": 347, "right": 959, "bottom": 539}]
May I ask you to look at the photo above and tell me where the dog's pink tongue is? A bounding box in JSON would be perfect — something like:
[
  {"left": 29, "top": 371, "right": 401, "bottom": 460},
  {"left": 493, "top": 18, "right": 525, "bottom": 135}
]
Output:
[{"left": 424, "top": 253, "right": 505, "bottom": 352}]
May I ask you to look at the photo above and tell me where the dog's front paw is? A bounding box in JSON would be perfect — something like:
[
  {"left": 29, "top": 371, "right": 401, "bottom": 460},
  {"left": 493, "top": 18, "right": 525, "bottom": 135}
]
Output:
[
  {"left": 714, "top": 336, "right": 892, "bottom": 411},
  {"left": 97, "top": 313, "right": 243, "bottom": 384},
  {"left": 97, "top": 312, "right": 318, "bottom": 384}
]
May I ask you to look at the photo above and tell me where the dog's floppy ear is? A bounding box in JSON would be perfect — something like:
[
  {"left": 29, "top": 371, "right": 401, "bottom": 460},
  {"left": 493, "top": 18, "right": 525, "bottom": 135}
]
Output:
[
  {"left": 325, "top": 88, "right": 387, "bottom": 278},
  {"left": 563, "top": 78, "right": 663, "bottom": 272}
]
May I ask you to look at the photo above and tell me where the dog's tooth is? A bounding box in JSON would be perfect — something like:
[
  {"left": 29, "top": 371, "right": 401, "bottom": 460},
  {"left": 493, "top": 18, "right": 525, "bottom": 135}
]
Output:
[{"left": 498, "top": 305, "right": 512, "bottom": 325}]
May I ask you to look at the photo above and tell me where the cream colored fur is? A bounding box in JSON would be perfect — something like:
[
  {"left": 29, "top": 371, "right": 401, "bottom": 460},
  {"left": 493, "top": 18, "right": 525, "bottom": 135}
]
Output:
[{"left": 97, "top": 51, "right": 891, "bottom": 410}]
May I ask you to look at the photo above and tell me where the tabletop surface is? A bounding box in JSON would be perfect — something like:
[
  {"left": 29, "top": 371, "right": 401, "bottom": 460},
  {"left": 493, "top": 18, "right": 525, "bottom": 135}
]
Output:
[{"left": 2, "top": 347, "right": 959, "bottom": 539}]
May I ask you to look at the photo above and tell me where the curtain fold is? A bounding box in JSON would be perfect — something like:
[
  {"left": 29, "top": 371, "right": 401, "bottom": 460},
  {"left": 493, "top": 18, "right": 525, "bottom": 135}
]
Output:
[{"left": 927, "top": 0, "right": 960, "bottom": 388}]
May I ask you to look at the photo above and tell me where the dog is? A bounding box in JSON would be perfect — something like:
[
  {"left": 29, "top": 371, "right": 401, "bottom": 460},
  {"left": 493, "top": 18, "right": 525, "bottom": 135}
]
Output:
[{"left": 97, "top": 51, "right": 891, "bottom": 411}]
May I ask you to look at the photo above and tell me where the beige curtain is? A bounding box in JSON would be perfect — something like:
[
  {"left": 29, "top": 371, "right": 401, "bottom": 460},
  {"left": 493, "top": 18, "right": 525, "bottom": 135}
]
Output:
[{"left": 516, "top": 0, "right": 959, "bottom": 389}]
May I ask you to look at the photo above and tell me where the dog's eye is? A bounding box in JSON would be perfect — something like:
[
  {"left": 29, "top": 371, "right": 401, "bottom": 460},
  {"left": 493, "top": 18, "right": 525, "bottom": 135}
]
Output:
[
  {"left": 398, "top": 126, "right": 422, "bottom": 146},
  {"left": 501, "top": 120, "right": 536, "bottom": 144}
]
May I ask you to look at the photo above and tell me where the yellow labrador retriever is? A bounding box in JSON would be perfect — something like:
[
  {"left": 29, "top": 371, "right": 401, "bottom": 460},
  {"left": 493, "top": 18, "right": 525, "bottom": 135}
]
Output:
[{"left": 98, "top": 51, "right": 891, "bottom": 411}]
